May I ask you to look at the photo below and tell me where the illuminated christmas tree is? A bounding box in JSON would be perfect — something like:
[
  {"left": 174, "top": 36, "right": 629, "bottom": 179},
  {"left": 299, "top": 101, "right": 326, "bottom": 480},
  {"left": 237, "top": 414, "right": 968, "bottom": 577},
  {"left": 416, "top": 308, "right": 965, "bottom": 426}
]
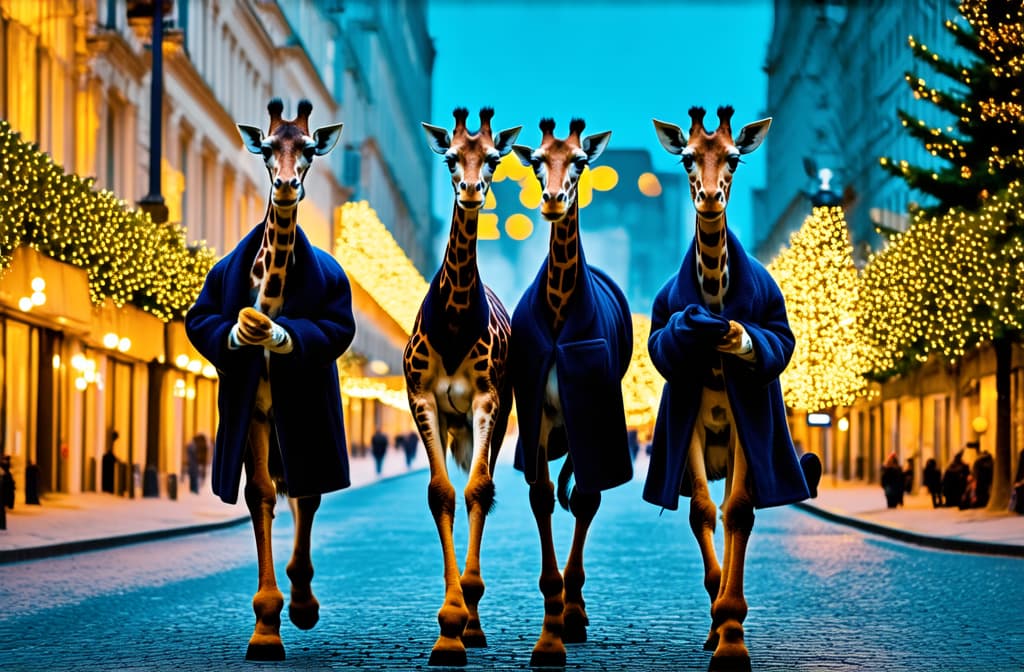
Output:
[
  {"left": 768, "top": 205, "right": 868, "bottom": 413},
  {"left": 880, "top": 0, "right": 1024, "bottom": 215}
]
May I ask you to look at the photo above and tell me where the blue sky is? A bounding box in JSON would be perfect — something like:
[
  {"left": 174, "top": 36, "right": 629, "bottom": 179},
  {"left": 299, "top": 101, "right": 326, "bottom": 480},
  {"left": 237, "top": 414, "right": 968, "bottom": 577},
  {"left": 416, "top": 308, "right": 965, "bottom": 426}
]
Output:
[{"left": 426, "top": 0, "right": 773, "bottom": 301}]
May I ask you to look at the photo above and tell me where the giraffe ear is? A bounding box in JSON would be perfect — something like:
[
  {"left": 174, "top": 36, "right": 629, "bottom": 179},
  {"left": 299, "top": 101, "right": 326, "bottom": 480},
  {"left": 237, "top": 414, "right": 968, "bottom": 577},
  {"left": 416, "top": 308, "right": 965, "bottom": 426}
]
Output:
[
  {"left": 511, "top": 144, "right": 534, "bottom": 168},
  {"left": 492, "top": 126, "right": 522, "bottom": 157},
  {"left": 652, "top": 119, "right": 686, "bottom": 156},
  {"left": 581, "top": 132, "right": 611, "bottom": 164},
  {"left": 237, "top": 124, "right": 264, "bottom": 154},
  {"left": 312, "top": 123, "right": 344, "bottom": 156},
  {"left": 735, "top": 117, "right": 772, "bottom": 154},
  {"left": 422, "top": 123, "right": 451, "bottom": 154}
]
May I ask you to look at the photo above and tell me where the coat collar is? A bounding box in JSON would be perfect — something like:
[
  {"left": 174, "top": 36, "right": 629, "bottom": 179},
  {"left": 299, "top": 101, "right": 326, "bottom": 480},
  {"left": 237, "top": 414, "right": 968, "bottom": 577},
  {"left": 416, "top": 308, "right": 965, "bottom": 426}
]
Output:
[
  {"left": 672, "top": 228, "right": 762, "bottom": 320},
  {"left": 222, "top": 221, "right": 325, "bottom": 312},
  {"left": 520, "top": 244, "right": 598, "bottom": 345}
]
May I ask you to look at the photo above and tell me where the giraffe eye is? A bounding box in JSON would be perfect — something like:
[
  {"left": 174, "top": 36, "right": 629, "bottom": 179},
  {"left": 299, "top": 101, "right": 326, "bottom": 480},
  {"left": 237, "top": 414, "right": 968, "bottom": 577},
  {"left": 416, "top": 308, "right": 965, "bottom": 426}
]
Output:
[
  {"left": 530, "top": 156, "right": 542, "bottom": 169},
  {"left": 261, "top": 145, "right": 273, "bottom": 160},
  {"left": 302, "top": 146, "right": 316, "bottom": 161},
  {"left": 486, "top": 154, "right": 500, "bottom": 170},
  {"left": 681, "top": 154, "right": 694, "bottom": 170},
  {"left": 444, "top": 155, "right": 457, "bottom": 171},
  {"left": 573, "top": 156, "right": 587, "bottom": 171},
  {"left": 726, "top": 154, "right": 740, "bottom": 171}
]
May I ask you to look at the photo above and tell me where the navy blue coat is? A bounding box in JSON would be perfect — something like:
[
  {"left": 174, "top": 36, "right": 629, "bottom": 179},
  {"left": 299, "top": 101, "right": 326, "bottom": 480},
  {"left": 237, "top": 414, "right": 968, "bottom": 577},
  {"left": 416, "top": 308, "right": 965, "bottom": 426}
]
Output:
[
  {"left": 642, "top": 229, "right": 810, "bottom": 510},
  {"left": 185, "top": 223, "right": 355, "bottom": 504},
  {"left": 510, "top": 249, "right": 634, "bottom": 493}
]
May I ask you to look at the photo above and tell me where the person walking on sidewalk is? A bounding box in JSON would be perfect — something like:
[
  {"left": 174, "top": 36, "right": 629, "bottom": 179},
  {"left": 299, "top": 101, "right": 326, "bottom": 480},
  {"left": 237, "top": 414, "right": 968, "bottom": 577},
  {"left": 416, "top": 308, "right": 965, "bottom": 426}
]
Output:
[
  {"left": 881, "top": 452, "right": 904, "bottom": 508},
  {"left": 923, "top": 457, "right": 943, "bottom": 508},
  {"left": 942, "top": 451, "right": 969, "bottom": 508},
  {"left": 370, "top": 429, "right": 388, "bottom": 475}
]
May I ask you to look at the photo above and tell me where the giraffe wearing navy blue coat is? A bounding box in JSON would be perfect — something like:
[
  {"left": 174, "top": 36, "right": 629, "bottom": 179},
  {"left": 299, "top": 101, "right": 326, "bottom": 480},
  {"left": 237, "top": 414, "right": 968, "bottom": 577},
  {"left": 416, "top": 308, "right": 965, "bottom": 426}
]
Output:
[
  {"left": 647, "top": 106, "right": 822, "bottom": 671},
  {"left": 509, "top": 118, "right": 633, "bottom": 668},
  {"left": 186, "top": 98, "right": 349, "bottom": 661},
  {"left": 403, "top": 108, "right": 520, "bottom": 667}
]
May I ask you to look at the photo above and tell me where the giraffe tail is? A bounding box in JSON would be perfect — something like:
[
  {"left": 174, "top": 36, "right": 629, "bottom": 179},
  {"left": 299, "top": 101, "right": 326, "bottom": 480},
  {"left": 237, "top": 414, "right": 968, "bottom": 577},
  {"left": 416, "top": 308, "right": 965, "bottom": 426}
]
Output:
[{"left": 556, "top": 455, "right": 574, "bottom": 512}]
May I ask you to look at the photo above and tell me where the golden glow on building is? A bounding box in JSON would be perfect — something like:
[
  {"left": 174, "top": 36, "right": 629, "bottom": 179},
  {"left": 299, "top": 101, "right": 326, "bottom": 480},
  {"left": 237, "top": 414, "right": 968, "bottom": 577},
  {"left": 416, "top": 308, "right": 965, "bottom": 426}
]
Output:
[{"left": 334, "top": 201, "right": 430, "bottom": 335}]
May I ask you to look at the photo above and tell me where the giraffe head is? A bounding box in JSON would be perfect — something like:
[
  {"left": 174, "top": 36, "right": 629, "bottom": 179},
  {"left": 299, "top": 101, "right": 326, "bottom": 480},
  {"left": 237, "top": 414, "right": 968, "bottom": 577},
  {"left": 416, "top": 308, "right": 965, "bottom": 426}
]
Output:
[
  {"left": 423, "top": 108, "right": 521, "bottom": 212},
  {"left": 512, "top": 118, "right": 611, "bottom": 222},
  {"left": 237, "top": 98, "right": 343, "bottom": 209},
  {"left": 652, "top": 107, "right": 770, "bottom": 219}
]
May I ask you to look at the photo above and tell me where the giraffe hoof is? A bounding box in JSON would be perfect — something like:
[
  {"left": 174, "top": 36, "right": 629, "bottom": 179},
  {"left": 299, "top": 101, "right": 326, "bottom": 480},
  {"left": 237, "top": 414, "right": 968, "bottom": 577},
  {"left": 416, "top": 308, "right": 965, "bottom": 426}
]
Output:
[
  {"left": 460, "top": 628, "right": 487, "bottom": 648},
  {"left": 428, "top": 645, "right": 467, "bottom": 667},
  {"left": 562, "top": 617, "right": 587, "bottom": 644},
  {"left": 245, "top": 640, "right": 286, "bottom": 661},
  {"left": 289, "top": 598, "right": 320, "bottom": 630},
  {"left": 708, "top": 652, "right": 751, "bottom": 672},
  {"left": 529, "top": 647, "right": 567, "bottom": 668}
]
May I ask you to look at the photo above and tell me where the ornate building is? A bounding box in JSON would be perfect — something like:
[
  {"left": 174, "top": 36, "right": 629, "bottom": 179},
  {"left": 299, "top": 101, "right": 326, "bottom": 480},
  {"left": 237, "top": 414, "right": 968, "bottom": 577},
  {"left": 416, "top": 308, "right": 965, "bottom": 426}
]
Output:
[{"left": 0, "top": 0, "right": 434, "bottom": 503}]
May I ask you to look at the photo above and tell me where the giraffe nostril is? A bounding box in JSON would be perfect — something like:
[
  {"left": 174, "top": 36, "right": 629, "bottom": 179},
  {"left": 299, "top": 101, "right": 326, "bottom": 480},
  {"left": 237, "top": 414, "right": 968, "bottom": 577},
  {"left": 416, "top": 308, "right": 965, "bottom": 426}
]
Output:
[
  {"left": 459, "top": 181, "right": 467, "bottom": 190},
  {"left": 289, "top": 178, "right": 300, "bottom": 189},
  {"left": 273, "top": 178, "right": 283, "bottom": 189},
  {"left": 556, "top": 193, "right": 566, "bottom": 203},
  {"left": 475, "top": 182, "right": 484, "bottom": 192},
  {"left": 542, "top": 192, "right": 551, "bottom": 202}
]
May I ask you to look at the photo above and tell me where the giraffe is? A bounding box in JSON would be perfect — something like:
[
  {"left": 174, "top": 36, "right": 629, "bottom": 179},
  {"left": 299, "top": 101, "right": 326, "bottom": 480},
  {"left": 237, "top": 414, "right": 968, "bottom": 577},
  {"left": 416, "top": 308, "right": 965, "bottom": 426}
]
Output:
[
  {"left": 403, "top": 107, "right": 520, "bottom": 667},
  {"left": 509, "top": 118, "right": 633, "bottom": 668},
  {"left": 648, "top": 106, "right": 820, "bottom": 672},
  {"left": 188, "top": 97, "right": 347, "bottom": 661}
]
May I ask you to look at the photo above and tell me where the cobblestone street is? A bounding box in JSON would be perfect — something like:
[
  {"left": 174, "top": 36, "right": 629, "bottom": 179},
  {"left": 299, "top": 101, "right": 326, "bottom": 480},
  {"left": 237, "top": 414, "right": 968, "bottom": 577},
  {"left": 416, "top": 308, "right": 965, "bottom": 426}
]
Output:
[{"left": 2, "top": 462, "right": 1023, "bottom": 671}]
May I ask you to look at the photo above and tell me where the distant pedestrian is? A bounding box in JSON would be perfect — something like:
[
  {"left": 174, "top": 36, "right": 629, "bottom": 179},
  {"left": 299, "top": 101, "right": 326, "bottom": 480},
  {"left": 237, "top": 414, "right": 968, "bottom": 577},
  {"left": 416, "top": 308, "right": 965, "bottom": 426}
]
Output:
[
  {"left": 972, "top": 449, "right": 994, "bottom": 508},
  {"left": 1, "top": 454, "right": 14, "bottom": 509},
  {"left": 371, "top": 429, "right": 388, "bottom": 475},
  {"left": 903, "top": 455, "right": 915, "bottom": 495},
  {"left": 881, "top": 452, "right": 904, "bottom": 508},
  {"left": 1010, "top": 448, "right": 1024, "bottom": 515},
  {"left": 101, "top": 431, "right": 119, "bottom": 494},
  {"left": 942, "top": 451, "right": 969, "bottom": 508},
  {"left": 185, "top": 434, "right": 208, "bottom": 494},
  {"left": 404, "top": 430, "right": 419, "bottom": 468},
  {"left": 923, "top": 458, "right": 943, "bottom": 508}
]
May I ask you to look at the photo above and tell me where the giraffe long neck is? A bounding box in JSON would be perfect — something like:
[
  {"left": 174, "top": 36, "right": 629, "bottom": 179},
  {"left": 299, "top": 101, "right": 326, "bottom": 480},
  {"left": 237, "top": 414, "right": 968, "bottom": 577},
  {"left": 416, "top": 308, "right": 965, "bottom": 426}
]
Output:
[
  {"left": 545, "top": 201, "right": 581, "bottom": 334},
  {"left": 695, "top": 212, "right": 728, "bottom": 313},
  {"left": 252, "top": 205, "right": 297, "bottom": 316},
  {"left": 438, "top": 202, "right": 482, "bottom": 318}
]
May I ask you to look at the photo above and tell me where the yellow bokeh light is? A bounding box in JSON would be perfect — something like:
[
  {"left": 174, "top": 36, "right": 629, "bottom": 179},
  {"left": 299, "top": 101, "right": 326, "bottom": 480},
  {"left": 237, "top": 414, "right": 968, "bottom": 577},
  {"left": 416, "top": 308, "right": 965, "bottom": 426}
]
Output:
[
  {"left": 478, "top": 212, "right": 500, "bottom": 240},
  {"left": 505, "top": 213, "right": 534, "bottom": 241},
  {"left": 638, "top": 172, "right": 662, "bottom": 197},
  {"left": 590, "top": 165, "right": 619, "bottom": 191},
  {"left": 495, "top": 153, "right": 529, "bottom": 182},
  {"left": 519, "top": 178, "right": 542, "bottom": 209},
  {"left": 578, "top": 168, "right": 593, "bottom": 208}
]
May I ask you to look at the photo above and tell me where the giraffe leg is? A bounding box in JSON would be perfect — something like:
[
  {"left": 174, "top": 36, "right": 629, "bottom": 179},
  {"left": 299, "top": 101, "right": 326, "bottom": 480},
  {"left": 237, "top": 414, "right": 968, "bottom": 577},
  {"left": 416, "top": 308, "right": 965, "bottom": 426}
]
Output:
[
  {"left": 709, "top": 440, "right": 753, "bottom": 672},
  {"left": 685, "top": 429, "right": 722, "bottom": 652},
  {"left": 460, "top": 396, "right": 499, "bottom": 648},
  {"left": 562, "top": 488, "right": 600, "bottom": 644},
  {"left": 243, "top": 417, "right": 286, "bottom": 661},
  {"left": 413, "top": 396, "right": 468, "bottom": 667},
  {"left": 529, "top": 422, "right": 566, "bottom": 668},
  {"left": 286, "top": 495, "right": 321, "bottom": 630}
]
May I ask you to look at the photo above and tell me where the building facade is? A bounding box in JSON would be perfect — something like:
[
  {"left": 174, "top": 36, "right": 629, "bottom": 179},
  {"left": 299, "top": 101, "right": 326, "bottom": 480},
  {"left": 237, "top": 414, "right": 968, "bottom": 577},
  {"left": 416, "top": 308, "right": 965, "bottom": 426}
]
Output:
[
  {"left": 0, "top": 0, "right": 434, "bottom": 504},
  {"left": 755, "top": 0, "right": 1023, "bottom": 491}
]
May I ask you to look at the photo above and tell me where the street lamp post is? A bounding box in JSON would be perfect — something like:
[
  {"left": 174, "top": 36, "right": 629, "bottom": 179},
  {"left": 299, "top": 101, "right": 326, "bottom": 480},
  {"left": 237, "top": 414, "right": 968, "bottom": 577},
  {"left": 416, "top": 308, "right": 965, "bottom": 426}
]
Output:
[{"left": 136, "top": 0, "right": 169, "bottom": 225}]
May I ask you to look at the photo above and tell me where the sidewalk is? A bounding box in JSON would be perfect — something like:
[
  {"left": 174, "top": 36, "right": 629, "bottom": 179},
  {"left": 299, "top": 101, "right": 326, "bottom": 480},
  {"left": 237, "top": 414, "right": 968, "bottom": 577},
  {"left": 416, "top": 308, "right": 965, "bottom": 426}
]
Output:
[
  {"left": 795, "top": 477, "right": 1024, "bottom": 558},
  {"left": 0, "top": 448, "right": 428, "bottom": 564}
]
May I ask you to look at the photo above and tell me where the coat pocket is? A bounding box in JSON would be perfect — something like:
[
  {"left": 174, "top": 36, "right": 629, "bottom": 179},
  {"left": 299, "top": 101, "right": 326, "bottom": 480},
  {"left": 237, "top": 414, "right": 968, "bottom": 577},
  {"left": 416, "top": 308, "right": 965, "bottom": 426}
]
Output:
[{"left": 557, "top": 338, "right": 612, "bottom": 384}]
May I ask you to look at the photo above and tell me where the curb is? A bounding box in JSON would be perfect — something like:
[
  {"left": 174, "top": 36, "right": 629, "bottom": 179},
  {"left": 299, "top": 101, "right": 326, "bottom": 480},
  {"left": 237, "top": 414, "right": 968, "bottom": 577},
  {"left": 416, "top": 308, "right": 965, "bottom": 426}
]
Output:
[
  {"left": 794, "top": 501, "right": 1024, "bottom": 559},
  {"left": 0, "top": 465, "right": 429, "bottom": 565},
  {"left": 0, "top": 515, "right": 250, "bottom": 565}
]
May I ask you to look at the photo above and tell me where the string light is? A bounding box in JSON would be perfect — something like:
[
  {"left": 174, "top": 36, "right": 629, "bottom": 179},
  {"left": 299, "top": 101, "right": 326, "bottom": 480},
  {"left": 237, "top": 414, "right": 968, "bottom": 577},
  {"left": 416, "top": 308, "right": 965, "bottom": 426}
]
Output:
[
  {"left": 0, "top": 120, "right": 216, "bottom": 321},
  {"left": 859, "top": 181, "right": 1023, "bottom": 378}
]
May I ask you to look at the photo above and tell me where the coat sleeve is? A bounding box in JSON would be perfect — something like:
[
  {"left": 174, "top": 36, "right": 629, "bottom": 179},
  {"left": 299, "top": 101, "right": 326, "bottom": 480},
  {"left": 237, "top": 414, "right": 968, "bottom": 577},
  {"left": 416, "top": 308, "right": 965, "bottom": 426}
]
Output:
[
  {"left": 185, "top": 261, "right": 252, "bottom": 374},
  {"left": 730, "top": 276, "right": 795, "bottom": 387},
  {"left": 647, "top": 289, "right": 725, "bottom": 382},
  {"left": 273, "top": 256, "right": 356, "bottom": 367}
]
